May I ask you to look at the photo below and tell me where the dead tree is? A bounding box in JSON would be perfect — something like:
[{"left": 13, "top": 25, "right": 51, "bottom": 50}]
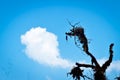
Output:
[{"left": 66, "top": 22, "right": 114, "bottom": 80}]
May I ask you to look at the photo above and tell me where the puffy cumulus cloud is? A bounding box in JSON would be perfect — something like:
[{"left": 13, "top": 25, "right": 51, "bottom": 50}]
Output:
[
  {"left": 21, "top": 27, "right": 73, "bottom": 68},
  {"left": 97, "top": 58, "right": 120, "bottom": 72}
]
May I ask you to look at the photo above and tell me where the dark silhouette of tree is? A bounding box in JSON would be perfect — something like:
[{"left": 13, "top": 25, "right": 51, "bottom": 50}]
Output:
[{"left": 66, "top": 22, "right": 114, "bottom": 80}]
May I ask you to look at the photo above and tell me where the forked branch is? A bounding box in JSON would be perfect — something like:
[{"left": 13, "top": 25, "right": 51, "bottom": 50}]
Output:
[{"left": 102, "top": 43, "right": 114, "bottom": 72}]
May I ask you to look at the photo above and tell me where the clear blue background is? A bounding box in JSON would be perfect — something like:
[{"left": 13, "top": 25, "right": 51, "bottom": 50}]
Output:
[{"left": 0, "top": 0, "right": 120, "bottom": 80}]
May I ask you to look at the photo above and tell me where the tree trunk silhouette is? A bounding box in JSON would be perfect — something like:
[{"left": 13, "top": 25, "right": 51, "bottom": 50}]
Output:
[{"left": 66, "top": 22, "right": 114, "bottom": 80}]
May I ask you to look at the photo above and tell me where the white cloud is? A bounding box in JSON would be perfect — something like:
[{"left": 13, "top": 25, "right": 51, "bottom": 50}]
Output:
[
  {"left": 107, "top": 60, "right": 120, "bottom": 72},
  {"left": 21, "top": 27, "right": 73, "bottom": 68}
]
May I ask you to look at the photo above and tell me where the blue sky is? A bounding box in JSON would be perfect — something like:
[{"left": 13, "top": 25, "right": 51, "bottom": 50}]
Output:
[{"left": 0, "top": 0, "right": 120, "bottom": 80}]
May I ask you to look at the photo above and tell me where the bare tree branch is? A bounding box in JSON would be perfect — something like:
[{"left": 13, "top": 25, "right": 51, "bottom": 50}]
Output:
[
  {"left": 76, "top": 62, "right": 95, "bottom": 68},
  {"left": 66, "top": 26, "right": 100, "bottom": 68},
  {"left": 102, "top": 43, "right": 114, "bottom": 72},
  {"left": 76, "top": 28, "right": 100, "bottom": 68}
]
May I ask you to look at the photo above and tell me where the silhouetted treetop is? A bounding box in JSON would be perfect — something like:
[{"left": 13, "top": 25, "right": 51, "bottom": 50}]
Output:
[{"left": 66, "top": 22, "right": 114, "bottom": 80}]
